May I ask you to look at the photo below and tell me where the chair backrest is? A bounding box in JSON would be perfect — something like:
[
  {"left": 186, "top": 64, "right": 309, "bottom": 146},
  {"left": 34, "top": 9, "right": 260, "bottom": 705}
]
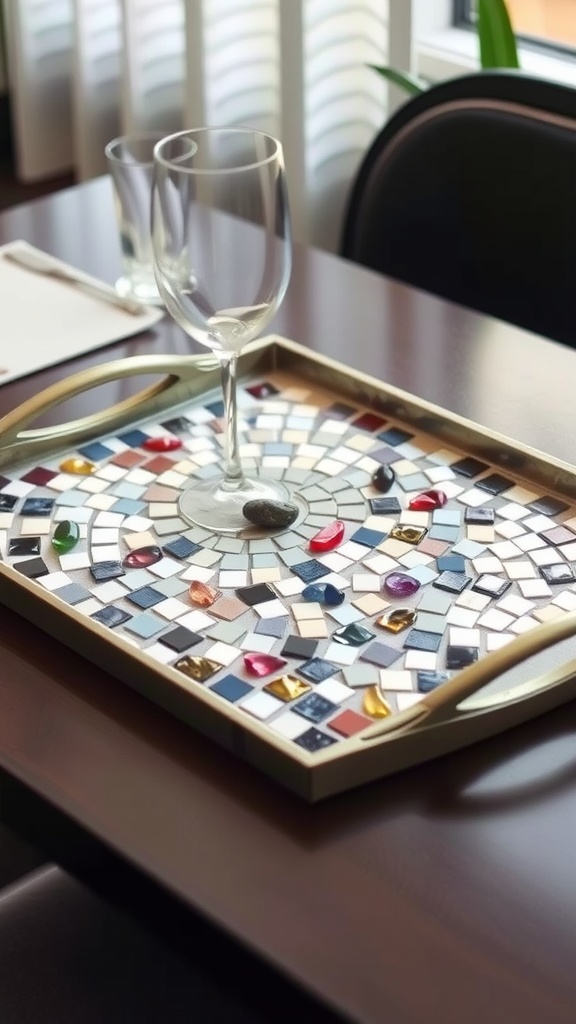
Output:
[{"left": 341, "top": 71, "right": 576, "bottom": 348}]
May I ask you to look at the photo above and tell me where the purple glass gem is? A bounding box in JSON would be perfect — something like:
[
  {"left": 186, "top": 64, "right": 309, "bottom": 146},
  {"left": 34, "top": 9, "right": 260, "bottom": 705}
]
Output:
[{"left": 383, "top": 572, "right": 421, "bottom": 598}]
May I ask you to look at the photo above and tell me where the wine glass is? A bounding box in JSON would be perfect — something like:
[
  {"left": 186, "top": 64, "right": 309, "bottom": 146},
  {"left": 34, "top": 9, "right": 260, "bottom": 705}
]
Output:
[{"left": 151, "top": 126, "right": 292, "bottom": 533}]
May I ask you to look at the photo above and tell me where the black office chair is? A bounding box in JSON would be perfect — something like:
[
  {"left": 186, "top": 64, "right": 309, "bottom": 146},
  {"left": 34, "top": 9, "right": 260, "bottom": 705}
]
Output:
[{"left": 341, "top": 71, "right": 576, "bottom": 348}]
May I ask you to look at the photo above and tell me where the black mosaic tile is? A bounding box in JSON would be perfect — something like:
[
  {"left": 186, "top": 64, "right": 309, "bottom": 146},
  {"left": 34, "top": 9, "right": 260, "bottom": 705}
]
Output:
[
  {"left": 14, "top": 557, "right": 49, "bottom": 579},
  {"left": 377, "top": 427, "right": 414, "bottom": 446},
  {"left": 526, "top": 496, "right": 570, "bottom": 517},
  {"left": 464, "top": 507, "right": 496, "bottom": 524},
  {"left": 160, "top": 416, "right": 192, "bottom": 435},
  {"left": 476, "top": 473, "right": 513, "bottom": 495},
  {"left": 297, "top": 658, "right": 339, "bottom": 683},
  {"left": 291, "top": 560, "right": 330, "bottom": 583},
  {"left": 89, "top": 560, "right": 126, "bottom": 582},
  {"left": 235, "top": 583, "right": 276, "bottom": 606},
  {"left": 159, "top": 626, "right": 203, "bottom": 652},
  {"left": 0, "top": 475, "right": 11, "bottom": 489},
  {"left": 8, "top": 536, "right": 41, "bottom": 557},
  {"left": 472, "top": 574, "right": 512, "bottom": 598},
  {"left": 0, "top": 493, "right": 19, "bottom": 512},
  {"left": 450, "top": 456, "right": 489, "bottom": 478},
  {"left": 540, "top": 564, "right": 575, "bottom": 585},
  {"left": 20, "top": 497, "right": 55, "bottom": 517},
  {"left": 293, "top": 692, "right": 337, "bottom": 723},
  {"left": 403, "top": 629, "right": 443, "bottom": 653},
  {"left": 162, "top": 536, "right": 200, "bottom": 559},
  {"left": 126, "top": 586, "right": 165, "bottom": 609},
  {"left": 446, "top": 646, "right": 479, "bottom": 669},
  {"left": 90, "top": 606, "right": 132, "bottom": 628},
  {"left": 294, "top": 728, "right": 337, "bottom": 752},
  {"left": 281, "top": 635, "right": 318, "bottom": 659},
  {"left": 433, "top": 571, "right": 472, "bottom": 594},
  {"left": 417, "top": 671, "right": 451, "bottom": 693},
  {"left": 369, "top": 496, "right": 402, "bottom": 515}
]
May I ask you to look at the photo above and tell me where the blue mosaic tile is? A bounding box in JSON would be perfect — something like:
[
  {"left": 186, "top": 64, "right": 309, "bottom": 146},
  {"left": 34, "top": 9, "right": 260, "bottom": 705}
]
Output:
[
  {"left": 293, "top": 692, "right": 337, "bottom": 723},
  {"left": 291, "top": 560, "right": 330, "bottom": 583},
  {"left": 89, "top": 561, "right": 126, "bottom": 582},
  {"left": 428, "top": 525, "right": 460, "bottom": 543},
  {"left": 434, "top": 571, "right": 472, "bottom": 594},
  {"left": 360, "top": 641, "right": 403, "bottom": 669},
  {"left": 162, "top": 536, "right": 200, "bottom": 559},
  {"left": 350, "top": 527, "right": 386, "bottom": 548},
  {"left": 124, "top": 613, "right": 165, "bottom": 639},
  {"left": 109, "top": 498, "right": 147, "bottom": 516},
  {"left": 294, "top": 728, "right": 338, "bottom": 752},
  {"left": 126, "top": 585, "right": 165, "bottom": 609},
  {"left": 117, "top": 428, "right": 150, "bottom": 447},
  {"left": 436, "top": 554, "right": 466, "bottom": 573},
  {"left": 91, "top": 605, "right": 132, "bottom": 628},
  {"left": 254, "top": 616, "right": 289, "bottom": 638},
  {"left": 297, "top": 658, "right": 339, "bottom": 683},
  {"left": 210, "top": 674, "right": 253, "bottom": 702},
  {"left": 54, "top": 582, "right": 92, "bottom": 605},
  {"left": 403, "top": 629, "right": 443, "bottom": 653},
  {"left": 20, "top": 497, "right": 55, "bottom": 517},
  {"left": 77, "top": 441, "right": 115, "bottom": 461},
  {"left": 417, "top": 671, "right": 451, "bottom": 693},
  {"left": 377, "top": 428, "right": 414, "bottom": 446}
]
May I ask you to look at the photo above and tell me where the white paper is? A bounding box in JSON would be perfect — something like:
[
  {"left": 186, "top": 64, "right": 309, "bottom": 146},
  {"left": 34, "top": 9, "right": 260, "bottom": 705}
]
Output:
[{"left": 0, "top": 240, "right": 164, "bottom": 386}]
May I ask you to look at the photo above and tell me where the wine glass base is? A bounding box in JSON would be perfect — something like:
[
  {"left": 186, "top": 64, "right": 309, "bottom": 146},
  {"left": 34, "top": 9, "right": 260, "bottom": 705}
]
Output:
[{"left": 178, "top": 476, "right": 296, "bottom": 534}]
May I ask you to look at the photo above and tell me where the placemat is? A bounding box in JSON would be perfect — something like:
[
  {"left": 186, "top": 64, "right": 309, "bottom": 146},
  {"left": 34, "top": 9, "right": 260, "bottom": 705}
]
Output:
[{"left": 0, "top": 240, "right": 164, "bottom": 386}]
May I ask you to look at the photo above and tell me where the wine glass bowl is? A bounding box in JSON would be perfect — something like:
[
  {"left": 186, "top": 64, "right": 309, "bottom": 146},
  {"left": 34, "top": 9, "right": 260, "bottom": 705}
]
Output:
[{"left": 152, "top": 127, "right": 292, "bottom": 533}]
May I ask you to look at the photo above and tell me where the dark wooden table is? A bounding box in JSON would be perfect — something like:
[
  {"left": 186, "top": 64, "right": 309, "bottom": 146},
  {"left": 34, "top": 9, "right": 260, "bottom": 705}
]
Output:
[{"left": 2, "top": 177, "right": 576, "bottom": 1024}]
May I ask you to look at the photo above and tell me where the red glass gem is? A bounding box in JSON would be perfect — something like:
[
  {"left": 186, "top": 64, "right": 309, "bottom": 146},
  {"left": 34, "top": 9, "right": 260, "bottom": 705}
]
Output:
[
  {"left": 142, "top": 436, "right": 182, "bottom": 452},
  {"left": 309, "top": 520, "right": 345, "bottom": 553},
  {"left": 122, "top": 545, "right": 163, "bottom": 568},
  {"left": 243, "top": 652, "right": 287, "bottom": 677},
  {"left": 189, "top": 580, "right": 220, "bottom": 607},
  {"left": 408, "top": 489, "right": 447, "bottom": 511}
]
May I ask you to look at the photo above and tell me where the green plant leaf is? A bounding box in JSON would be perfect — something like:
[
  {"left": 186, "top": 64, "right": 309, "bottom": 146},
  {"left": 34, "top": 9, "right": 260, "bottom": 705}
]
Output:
[
  {"left": 367, "top": 64, "right": 427, "bottom": 97},
  {"left": 477, "top": 0, "right": 520, "bottom": 68}
]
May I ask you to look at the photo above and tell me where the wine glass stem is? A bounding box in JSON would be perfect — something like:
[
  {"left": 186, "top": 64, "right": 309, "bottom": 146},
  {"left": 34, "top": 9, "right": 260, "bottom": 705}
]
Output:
[{"left": 220, "top": 352, "right": 245, "bottom": 490}]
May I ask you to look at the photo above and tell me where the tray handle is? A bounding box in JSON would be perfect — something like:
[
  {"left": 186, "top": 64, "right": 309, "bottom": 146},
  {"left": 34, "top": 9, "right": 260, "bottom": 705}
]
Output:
[
  {"left": 362, "top": 611, "right": 576, "bottom": 740},
  {"left": 0, "top": 353, "right": 220, "bottom": 465}
]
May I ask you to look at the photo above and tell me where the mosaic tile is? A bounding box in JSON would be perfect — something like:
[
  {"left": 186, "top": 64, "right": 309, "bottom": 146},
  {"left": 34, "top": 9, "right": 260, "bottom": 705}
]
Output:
[
  {"left": 294, "top": 728, "right": 337, "bottom": 752},
  {"left": 446, "top": 646, "right": 478, "bottom": 669}
]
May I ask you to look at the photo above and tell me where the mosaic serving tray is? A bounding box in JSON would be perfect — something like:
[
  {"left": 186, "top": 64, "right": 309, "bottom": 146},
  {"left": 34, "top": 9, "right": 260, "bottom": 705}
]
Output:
[{"left": 1, "top": 336, "right": 576, "bottom": 801}]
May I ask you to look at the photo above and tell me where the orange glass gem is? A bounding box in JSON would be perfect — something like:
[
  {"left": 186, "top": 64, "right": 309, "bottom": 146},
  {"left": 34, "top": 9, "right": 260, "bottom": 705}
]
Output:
[
  {"left": 309, "top": 520, "right": 345, "bottom": 553},
  {"left": 59, "top": 457, "right": 96, "bottom": 475},
  {"left": 189, "top": 580, "right": 220, "bottom": 607}
]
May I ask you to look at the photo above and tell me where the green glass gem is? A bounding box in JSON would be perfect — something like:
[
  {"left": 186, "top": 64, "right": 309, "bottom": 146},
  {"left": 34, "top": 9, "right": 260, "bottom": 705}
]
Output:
[
  {"left": 51, "top": 519, "right": 80, "bottom": 554},
  {"left": 333, "top": 622, "right": 375, "bottom": 647}
]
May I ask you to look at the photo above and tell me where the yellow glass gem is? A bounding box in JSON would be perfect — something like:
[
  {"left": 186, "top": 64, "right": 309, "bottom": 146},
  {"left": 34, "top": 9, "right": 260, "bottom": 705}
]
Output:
[
  {"left": 389, "top": 524, "right": 427, "bottom": 545},
  {"left": 264, "top": 674, "right": 311, "bottom": 701},
  {"left": 59, "top": 457, "right": 97, "bottom": 475},
  {"left": 363, "top": 685, "right": 393, "bottom": 719},
  {"left": 174, "top": 656, "right": 221, "bottom": 682},
  {"left": 376, "top": 607, "right": 417, "bottom": 634}
]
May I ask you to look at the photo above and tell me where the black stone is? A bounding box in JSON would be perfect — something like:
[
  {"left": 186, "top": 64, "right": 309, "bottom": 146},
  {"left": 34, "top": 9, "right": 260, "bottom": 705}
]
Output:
[
  {"left": 242, "top": 499, "right": 298, "bottom": 529},
  {"left": 371, "top": 464, "right": 395, "bottom": 494}
]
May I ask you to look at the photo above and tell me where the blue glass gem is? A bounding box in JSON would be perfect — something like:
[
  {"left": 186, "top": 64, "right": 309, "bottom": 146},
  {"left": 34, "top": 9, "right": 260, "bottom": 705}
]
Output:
[{"left": 302, "top": 582, "right": 345, "bottom": 606}]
